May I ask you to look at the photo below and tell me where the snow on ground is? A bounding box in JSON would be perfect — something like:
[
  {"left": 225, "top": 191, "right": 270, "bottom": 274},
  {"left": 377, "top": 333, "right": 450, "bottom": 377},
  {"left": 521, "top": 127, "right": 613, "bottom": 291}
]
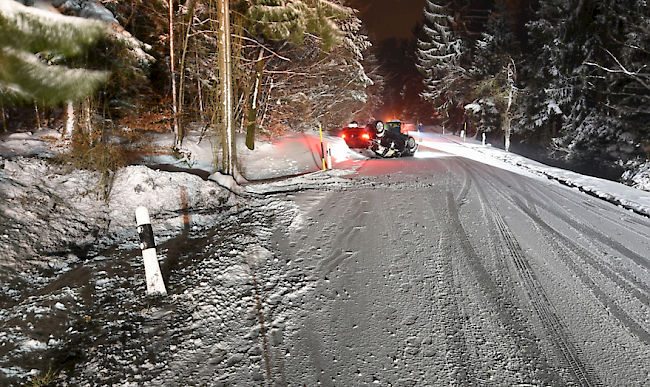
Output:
[
  {"left": 3, "top": 126, "right": 649, "bottom": 209},
  {"left": 2, "top": 125, "right": 650, "bottom": 278},
  {"left": 412, "top": 130, "right": 650, "bottom": 217},
  {"left": 1, "top": 125, "right": 650, "bottom": 385}
]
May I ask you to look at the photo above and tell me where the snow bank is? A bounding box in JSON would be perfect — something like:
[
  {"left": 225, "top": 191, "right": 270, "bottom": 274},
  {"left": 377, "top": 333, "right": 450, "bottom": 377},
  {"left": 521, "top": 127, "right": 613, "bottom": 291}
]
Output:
[{"left": 0, "top": 156, "right": 237, "bottom": 273}]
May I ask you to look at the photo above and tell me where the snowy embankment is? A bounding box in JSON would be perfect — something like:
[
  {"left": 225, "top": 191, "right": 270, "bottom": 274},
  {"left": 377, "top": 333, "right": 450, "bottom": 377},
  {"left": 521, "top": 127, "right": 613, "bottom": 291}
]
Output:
[
  {"left": 0, "top": 129, "right": 365, "bottom": 277},
  {"left": 414, "top": 130, "right": 650, "bottom": 217},
  {"left": 0, "top": 128, "right": 362, "bottom": 385}
]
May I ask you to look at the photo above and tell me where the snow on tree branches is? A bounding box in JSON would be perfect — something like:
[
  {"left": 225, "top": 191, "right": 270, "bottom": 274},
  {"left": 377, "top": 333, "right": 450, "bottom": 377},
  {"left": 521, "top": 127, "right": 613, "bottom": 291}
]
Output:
[{"left": 0, "top": 0, "right": 108, "bottom": 105}]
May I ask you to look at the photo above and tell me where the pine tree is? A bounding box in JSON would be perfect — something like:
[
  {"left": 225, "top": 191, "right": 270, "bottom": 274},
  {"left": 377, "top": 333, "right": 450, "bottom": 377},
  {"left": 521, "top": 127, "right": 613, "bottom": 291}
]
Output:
[
  {"left": 241, "top": 0, "right": 365, "bottom": 136},
  {"left": 247, "top": 0, "right": 352, "bottom": 52},
  {"left": 255, "top": 12, "right": 373, "bottom": 133},
  {"left": 517, "top": 0, "right": 567, "bottom": 145},
  {"left": 416, "top": 0, "right": 469, "bottom": 129},
  {"left": 582, "top": 0, "right": 650, "bottom": 152},
  {"left": 470, "top": 0, "right": 520, "bottom": 150},
  {"left": 520, "top": 0, "right": 650, "bottom": 171},
  {"left": 0, "top": 0, "right": 108, "bottom": 106}
]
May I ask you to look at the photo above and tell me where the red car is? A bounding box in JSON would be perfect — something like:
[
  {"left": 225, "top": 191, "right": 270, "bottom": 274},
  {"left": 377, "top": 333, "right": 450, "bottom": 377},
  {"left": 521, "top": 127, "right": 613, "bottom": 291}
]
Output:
[{"left": 340, "top": 122, "right": 374, "bottom": 149}]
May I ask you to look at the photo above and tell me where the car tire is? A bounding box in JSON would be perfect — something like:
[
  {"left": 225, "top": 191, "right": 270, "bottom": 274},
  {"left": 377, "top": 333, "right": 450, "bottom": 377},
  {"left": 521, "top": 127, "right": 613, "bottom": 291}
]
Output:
[
  {"left": 405, "top": 136, "right": 417, "bottom": 156},
  {"left": 374, "top": 120, "right": 385, "bottom": 138}
]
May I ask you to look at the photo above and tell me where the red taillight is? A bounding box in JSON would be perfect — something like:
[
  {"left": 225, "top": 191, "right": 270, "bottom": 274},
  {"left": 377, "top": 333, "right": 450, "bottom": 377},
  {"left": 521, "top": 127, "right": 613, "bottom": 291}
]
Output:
[
  {"left": 342, "top": 134, "right": 347, "bottom": 139},
  {"left": 362, "top": 133, "right": 370, "bottom": 140}
]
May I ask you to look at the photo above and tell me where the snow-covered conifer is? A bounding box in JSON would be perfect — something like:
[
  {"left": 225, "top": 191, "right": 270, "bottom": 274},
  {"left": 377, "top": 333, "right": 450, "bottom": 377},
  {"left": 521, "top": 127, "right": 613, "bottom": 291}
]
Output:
[
  {"left": 468, "top": 0, "right": 520, "bottom": 149},
  {"left": 416, "top": 0, "right": 469, "bottom": 126},
  {"left": 247, "top": 0, "right": 352, "bottom": 52},
  {"left": 258, "top": 11, "right": 374, "bottom": 132},
  {"left": 519, "top": 0, "right": 650, "bottom": 171},
  {"left": 0, "top": 0, "right": 108, "bottom": 106}
]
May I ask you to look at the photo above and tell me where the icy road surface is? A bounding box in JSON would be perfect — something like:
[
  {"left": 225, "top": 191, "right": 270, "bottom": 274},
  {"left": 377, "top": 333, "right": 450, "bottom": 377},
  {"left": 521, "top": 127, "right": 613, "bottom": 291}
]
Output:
[
  {"left": 2, "top": 134, "right": 650, "bottom": 386},
  {"left": 269, "top": 150, "right": 650, "bottom": 386}
]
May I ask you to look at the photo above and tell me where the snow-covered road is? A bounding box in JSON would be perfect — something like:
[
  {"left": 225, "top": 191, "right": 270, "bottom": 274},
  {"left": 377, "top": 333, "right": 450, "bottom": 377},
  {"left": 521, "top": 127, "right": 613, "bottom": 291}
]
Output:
[
  {"left": 270, "top": 150, "right": 650, "bottom": 386},
  {"left": 2, "top": 129, "right": 650, "bottom": 386}
]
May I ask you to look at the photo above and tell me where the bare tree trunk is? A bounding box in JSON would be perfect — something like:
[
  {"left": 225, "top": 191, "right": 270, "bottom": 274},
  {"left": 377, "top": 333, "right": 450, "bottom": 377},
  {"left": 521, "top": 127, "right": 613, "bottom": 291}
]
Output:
[
  {"left": 63, "top": 101, "right": 75, "bottom": 139},
  {"left": 34, "top": 102, "right": 41, "bottom": 130},
  {"left": 246, "top": 49, "right": 264, "bottom": 150},
  {"left": 196, "top": 52, "right": 204, "bottom": 123},
  {"left": 178, "top": 0, "right": 199, "bottom": 141},
  {"left": 82, "top": 97, "right": 94, "bottom": 144},
  {"left": 258, "top": 79, "right": 273, "bottom": 130},
  {"left": 504, "top": 118, "right": 511, "bottom": 152},
  {"left": 0, "top": 100, "right": 6, "bottom": 132},
  {"left": 504, "top": 88, "right": 513, "bottom": 152},
  {"left": 169, "top": 0, "right": 180, "bottom": 145},
  {"left": 504, "top": 58, "right": 516, "bottom": 152},
  {"left": 217, "top": 0, "right": 235, "bottom": 175}
]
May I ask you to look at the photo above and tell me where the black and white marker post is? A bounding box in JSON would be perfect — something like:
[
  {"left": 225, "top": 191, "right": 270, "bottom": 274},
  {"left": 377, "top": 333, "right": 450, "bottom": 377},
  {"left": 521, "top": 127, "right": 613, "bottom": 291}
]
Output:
[
  {"left": 135, "top": 206, "right": 167, "bottom": 296},
  {"left": 326, "top": 142, "right": 332, "bottom": 170}
]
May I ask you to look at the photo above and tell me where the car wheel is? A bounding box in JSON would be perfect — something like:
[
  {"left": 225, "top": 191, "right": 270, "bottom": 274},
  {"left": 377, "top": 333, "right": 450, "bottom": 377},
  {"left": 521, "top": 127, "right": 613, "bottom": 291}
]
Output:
[
  {"left": 374, "top": 120, "right": 385, "bottom": 137},
  {"left": 405, "top": 137, "right": 417, "bottom": 156}
]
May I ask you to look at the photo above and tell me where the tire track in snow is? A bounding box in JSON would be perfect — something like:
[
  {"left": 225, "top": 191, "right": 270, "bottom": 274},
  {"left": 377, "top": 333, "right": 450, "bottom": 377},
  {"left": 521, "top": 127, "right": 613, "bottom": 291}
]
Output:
[
  {"left": 466, "top": 161, "right": 650, "bottom": 337},
  {"left": 454, "top": 160, "right": 473, "bottom": 204},
  {"left": 477, "top": 160, "right": 650, "bottom": 243},
  {"left": 434, "top": 193, "right": 476, "bottom": 386},
  {"left": 524, "top": 183, "right": 650, "bottom": 272},
  {"left": 515, "top": 190, "right": 650, "bottom": 301},
  {"left": 470, "top": 162, "right": 650, "bottom": 346},
  {"left": 519, "top": 188, "right": 650, "bottom": 321},
  {"left": 444, "top": 183, "right": 566, "bottom": 385},
  {"left": 491, "top": 209, "right": 601, "bottom": 387},
  {"left": 513, "top": 196, "right": 650, "bottom": 347},
  {"left": 457, "top": 160, "right": 601, "bottom": 386},
  {"left": 477, "top": 162, "right": 650, "bottom": 286},
  {"left": 403, "top": 168, "right": 478, "bottom": 385},
  {"left": 440, "top": 162, "right": 553, "bottom": 385}
]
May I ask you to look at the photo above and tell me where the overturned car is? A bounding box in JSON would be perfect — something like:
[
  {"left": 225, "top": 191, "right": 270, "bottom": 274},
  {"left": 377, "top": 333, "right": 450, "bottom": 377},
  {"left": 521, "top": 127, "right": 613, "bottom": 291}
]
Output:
[{"left": 340, "top": 120, "right": 418, "bottom": 158}]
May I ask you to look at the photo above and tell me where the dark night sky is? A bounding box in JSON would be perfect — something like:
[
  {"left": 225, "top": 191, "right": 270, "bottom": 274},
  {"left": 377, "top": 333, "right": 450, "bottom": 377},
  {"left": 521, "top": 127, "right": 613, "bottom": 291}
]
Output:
[{"left": 352, "top": 0, "right": 427, "bottom": 43}]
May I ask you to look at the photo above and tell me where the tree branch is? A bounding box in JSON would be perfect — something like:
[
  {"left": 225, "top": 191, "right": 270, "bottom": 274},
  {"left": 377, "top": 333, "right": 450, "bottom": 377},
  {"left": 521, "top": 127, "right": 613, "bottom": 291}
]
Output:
[
  {"left": 585, "top": 48, "right": 650, "bottom": 92},
  {"left": 231, "top": 34, "right": 291, "bottom": 62}
]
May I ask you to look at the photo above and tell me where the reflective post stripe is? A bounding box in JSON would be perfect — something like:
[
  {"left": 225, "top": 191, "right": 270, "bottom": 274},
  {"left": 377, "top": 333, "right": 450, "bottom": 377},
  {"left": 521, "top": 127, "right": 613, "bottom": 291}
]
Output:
[
  {"left": 319, "top": 124, "right": 326, "bottom": 171},
  {"left": 136, "top": 207, "right": 167, "bottom": 296}
]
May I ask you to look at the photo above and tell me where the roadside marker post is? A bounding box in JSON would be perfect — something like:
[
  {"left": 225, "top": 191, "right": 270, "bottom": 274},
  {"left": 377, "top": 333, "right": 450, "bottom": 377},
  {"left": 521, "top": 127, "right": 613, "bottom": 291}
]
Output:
[
  {"left": 135, "top": 206, "right": 167, "bottom": 296},
  {"left": 326, "top": 143, "right": 332, "bottom": 170},
  {"left": 319, "top": 124, "right": 326, "bottom": 171},
  {"left": 460, "top": 121, "right": 467, "bottom": 141},
  {"left": 482, "top": 132, "right": 486, "bottom": 146}
]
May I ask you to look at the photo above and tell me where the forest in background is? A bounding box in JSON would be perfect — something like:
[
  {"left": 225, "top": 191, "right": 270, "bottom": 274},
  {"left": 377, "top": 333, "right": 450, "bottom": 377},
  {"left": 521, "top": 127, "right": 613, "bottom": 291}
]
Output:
[
  {"left": 1, "top": 0, "right": 382, "bottom": 177},
  {"left": 416, "top": 0, "right": 650, "bottom": 181}
]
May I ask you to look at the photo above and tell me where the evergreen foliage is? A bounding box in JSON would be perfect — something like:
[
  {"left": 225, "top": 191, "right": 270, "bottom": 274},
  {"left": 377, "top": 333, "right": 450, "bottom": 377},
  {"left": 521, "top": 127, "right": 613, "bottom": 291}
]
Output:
[
  {"left": 0, "top": 0, "right": 108, "bottom": 106},
  {"left": 417, "top": 0, "right": 650, "bottom": 180},
  {"left": 247, "top": 0, "right": 353, "bottom": 52},
  {"left": 518, "top": 0, "right": 650, "bottom": 169},
  {"left": 416, "top": 0, "right": 467, "bottom": 118},
  {"left": 253, "top": 19, "right": 373, "bottom": 134},
  {"left": 241, "top": 0, "right": 374, "bottom": 135},
  {"left": 469, "top": 0, "right": 520, "bottom": 143}
]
